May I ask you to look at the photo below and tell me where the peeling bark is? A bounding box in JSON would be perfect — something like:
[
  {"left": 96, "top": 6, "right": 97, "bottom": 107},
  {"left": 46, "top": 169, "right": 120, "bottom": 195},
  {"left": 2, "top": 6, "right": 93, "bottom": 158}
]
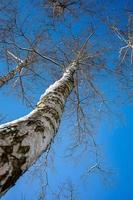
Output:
[{"left": 0, "top": 61, "right": 77, "bottom": 196}]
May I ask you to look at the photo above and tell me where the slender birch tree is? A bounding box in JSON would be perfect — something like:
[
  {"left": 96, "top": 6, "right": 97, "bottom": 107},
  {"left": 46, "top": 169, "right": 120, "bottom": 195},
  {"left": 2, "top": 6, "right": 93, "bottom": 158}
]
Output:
[
  {"left": 0, "top": 40, "right": 91, "bottom": 195},
  {"left": 0, "top": 0, "right": 132, "bottom": 198}
]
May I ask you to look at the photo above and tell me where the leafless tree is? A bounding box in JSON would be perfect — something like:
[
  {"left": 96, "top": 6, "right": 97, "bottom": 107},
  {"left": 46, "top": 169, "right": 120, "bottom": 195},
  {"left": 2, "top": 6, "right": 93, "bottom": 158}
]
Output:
[{"left": 0, "top": 0, "right": 132, "bottom": 198}]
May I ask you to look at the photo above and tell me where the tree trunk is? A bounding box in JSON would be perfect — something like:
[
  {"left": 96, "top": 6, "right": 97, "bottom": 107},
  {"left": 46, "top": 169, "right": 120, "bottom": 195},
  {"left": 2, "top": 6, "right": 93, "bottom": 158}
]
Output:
[{"left": 0, "top": 61, "right": 77, "bottom": 196}]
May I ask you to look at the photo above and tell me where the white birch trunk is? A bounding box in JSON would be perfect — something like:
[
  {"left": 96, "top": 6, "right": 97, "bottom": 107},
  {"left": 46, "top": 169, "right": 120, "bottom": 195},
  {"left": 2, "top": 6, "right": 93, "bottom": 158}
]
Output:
[{"left": 0, "top": 61, "right": 77, "bottom": 196}]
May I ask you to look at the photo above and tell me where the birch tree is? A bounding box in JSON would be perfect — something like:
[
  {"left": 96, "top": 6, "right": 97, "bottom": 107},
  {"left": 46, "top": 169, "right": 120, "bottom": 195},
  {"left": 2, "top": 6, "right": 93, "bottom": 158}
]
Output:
[
  {"left": 0, "top": 39, "right": 92, "bottom": 195},
  {"left": 0, "top": 0, "right": 132, "bottom": 198}
]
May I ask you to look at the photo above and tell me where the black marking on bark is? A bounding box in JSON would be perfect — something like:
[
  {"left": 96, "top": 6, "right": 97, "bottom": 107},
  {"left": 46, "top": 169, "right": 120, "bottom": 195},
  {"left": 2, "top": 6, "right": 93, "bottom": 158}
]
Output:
[
  {"left": 36, "top": 120, "right": 43, "bottom": 125},
  {"left": 46, "top": 91, "right": 64, "bottom": 99},
  {"left": 12, "top": 132, "right": 28, "bottom": 145},
  {"left": 0, "top": 146, "right": 13, "bottom": 154},
  {"left": 40, "top": 105, "right": 60, "bottom": 122},
  {"left": 1, "top": 158, "right": 22, "bottom": 193},
  {"left": 54, "top": 84, "right": 71, "bottom": 96},
  {"left": 0, "top": 171, "right": 8, "bottom": 181},
  {"left": 45, "top": 97, "right": 64, "bottom": 111},
  {"left": 0, "top": 132, "right": 6, "bottom": 139},
  {"left": 1, "top": 155, "right": 27, "bottom": 192},
  {"left": 48, "top": 107, "right": 60, "bottom": 122},
  {"left": 17, "top": 146, "right": 30, "bottom": 154},
  {"left": 52, "top": 91, "right": 63, "bottom": 97},
  {"left": 0, "top": 127, "right": 19, "bottom": 135},
  {"left": 44, "top": 116, "right": 55, "bottom": 132},
  {"left": 19, "top": 156, "right": 26, "bottom": 166},
  {"left": 10, "top": 128, "right": 19, "bottom": 134},
  {"left": 27, "top": 119, "right": 42, "bottom": 127},
  {"left": 0, "top": 152, "right": 9, "bottom": 164},
  {"left": 42, "top": 135, "right": 46, "bottom": 139},
  {"left": 50, "top": 96, "right": 64, "bottom": 109},
  {"left": 34, "top": 125, "right": 45, "bottom": 132},
  {"left": 26, "top": 120, "right": 35, "bottom": 126}
]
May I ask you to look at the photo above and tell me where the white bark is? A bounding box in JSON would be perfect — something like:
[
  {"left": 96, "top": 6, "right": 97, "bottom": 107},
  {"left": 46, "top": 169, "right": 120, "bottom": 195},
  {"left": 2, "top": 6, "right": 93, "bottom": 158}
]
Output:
[{"left": 0, "top": 61, "right": 77, "bottom": 196}]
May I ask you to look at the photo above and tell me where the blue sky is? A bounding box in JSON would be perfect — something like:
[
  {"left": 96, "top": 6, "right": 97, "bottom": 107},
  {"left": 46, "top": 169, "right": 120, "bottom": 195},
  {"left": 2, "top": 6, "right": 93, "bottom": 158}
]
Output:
[
  {"left": 0, "top": 0, "right": 133, "bottom": 199},
  {"left": 1, "top": 101, "right": 133, "bottom": 200}
]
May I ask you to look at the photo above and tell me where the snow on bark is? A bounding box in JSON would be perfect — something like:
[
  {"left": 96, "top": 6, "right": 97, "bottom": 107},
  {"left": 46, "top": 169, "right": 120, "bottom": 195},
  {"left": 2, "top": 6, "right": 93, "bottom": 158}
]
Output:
[
  {"left": 0, "top": 55, "right": 34, "bottom": 88},
  {"left": 0, "top": 61, "right": 77, "bottom": 196}
]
